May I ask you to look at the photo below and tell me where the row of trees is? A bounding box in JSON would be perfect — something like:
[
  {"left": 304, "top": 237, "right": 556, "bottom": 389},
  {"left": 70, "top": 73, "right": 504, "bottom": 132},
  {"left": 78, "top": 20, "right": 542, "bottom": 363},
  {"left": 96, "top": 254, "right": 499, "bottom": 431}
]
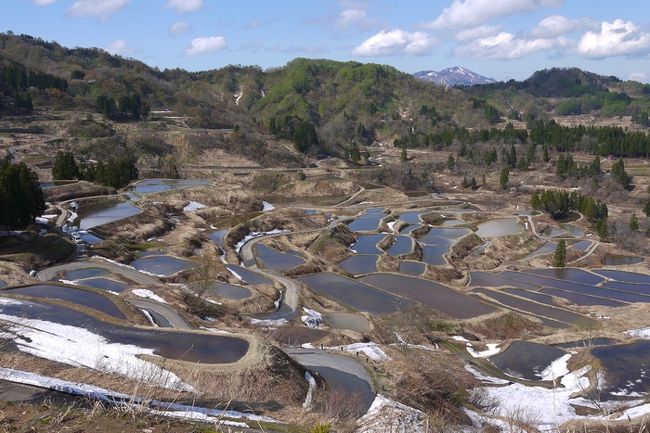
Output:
[
  {"left": 96, "top": 94, "right": 149, "bottom": 121},
  {"left": 0, "top": 64, "right": 68, "bottom": 95},
  {"left": 52, "top": 151, "right": 138, "bottom": 189},
  {"left": 531, "top": 189, "right": 609, "bottom": 237},
  {"left": 556, "top": 154, "right": 601, "bottom": 179},
  {"left": 0, "top": 160, "right": 44, "bottom": 229},
  {"left": 528, "top": 119, "right": 650, "bottom": 158}
]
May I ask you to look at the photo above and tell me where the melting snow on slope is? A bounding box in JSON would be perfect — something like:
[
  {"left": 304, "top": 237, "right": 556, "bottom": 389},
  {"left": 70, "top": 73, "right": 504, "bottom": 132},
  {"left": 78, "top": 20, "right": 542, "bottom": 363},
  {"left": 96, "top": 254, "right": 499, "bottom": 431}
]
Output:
[
  {"left": 0, "top": 313, "right": 191, "bottom": 391},
  {"left": 356, "top": 394, "right": 428, "bottom": 433},
  {"left": 301, "top": 307, "right": 323, "bottom": 328},
  {"left": 132, "top": 289, "right": 167, "bottom": 304},
  {"left": 234, "top": 229, "right": 288, "bottom": 253},
  {"left": 625, "top": 327, "right": 650, "bottom": 338},
  {"left": 466, "top": 343, "right": 500, "bottom": 358},
  {"left": 183, "top": 201, "right": 207, "bottom": 212},
  {"left": 262, "top": 201, "right": 275, "bottom": 212}
]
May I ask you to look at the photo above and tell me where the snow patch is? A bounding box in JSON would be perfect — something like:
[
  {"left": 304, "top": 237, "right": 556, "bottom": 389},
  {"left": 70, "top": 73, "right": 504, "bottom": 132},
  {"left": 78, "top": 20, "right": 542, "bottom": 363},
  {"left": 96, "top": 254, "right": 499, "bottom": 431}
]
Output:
[
  {"left": 301, "top": 307, "right": 323, "bottom": 328},
  {"left": 234, "top": 229, "right": 288, "bottom": 253},
  {"left": 626, "top": 327, "right": 650, "bottom": 339},
  {"left": 302, "top": 371, "right": 317, "bottom": 409},
  {"left": 262, "top": 201, "right": 275, "bottom": 212},
  {"left": 540, "top": 354, "right": 571, "bottom": 382},
  {"left": 356, "top": 394, "right": 428, "bottom": 433},
  {"left": 0, "top": 314, "right": 191, "bottom": 391},
  {"left": 183, "top": 201, "right": 207, "bottom": 212},
  {"left": 132, "top": 289, "right": 167, "bottom": 304},
  {"left": 467, "top": 343, "right": 500, "bottom": 358},
  {"left": 335, "top": 342, "right": 390, "bottom": 361}
]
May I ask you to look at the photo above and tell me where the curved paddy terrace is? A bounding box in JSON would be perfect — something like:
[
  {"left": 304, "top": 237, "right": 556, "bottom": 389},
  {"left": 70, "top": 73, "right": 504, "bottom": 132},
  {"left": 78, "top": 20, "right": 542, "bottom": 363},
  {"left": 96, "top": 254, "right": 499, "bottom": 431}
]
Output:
[{"left": 0, "top": 297, "right": 251, "bottom": 365}]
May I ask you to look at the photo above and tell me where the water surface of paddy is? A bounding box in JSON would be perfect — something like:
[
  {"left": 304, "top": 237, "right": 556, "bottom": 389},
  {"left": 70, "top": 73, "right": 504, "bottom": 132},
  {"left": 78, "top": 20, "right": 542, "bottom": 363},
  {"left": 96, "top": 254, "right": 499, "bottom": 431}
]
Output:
[
  {"left": 360, "top": 274, "right": 495, "bottom": 319},
  {"left": 191, "top": 281, "right": 252, "bottom": 300},
  {"left": 63, "top": 267, "right": 109, "bottom": 280},
  {"left": 592, "top": 341, "right": 650, "bottom": 398},
  {"left": 350, "top": 234, "right": 386, "bottom": 254},
  {"left": 475, "top": 218, "right": 522, "bottom": 238},
  {"left": 0, "top": 299, "right": 249, "bottom": 363},
  {"left": 226, "top": 265, "right": 273, "bottom": 285},
  {"left": 78, "top": 277, "right": 129, "bottom": 293},
  {"left": 601, "top": 254, "right": 644, "bottom": 266},
  {"left": 523, "top": 268, "right": 604, "bottom": 285},
  {"left": 78, "top": 201, "right": 141, "bottom": 230},
  {"left": 338, "top": 255, "right": 378, "bottom": 275},
  {"left": 490, "top": 341, "right": 565, "bottom": 380},
  {"left": 297, "top": 273, "right": 412, "bottom": 314},
  {"left": 131, "top": 179, "right": 211, "bottom": 195},
  {"left": 593, "top": 270, "right": 650, "bottom": 284},
  {"left": 255, "top": 244, "right": 305, "bottom": 272},
  {"left": 3, "top": 284, "right": 126, "bottom": 319},
  {"left": 386, "top": 235, "right": 413, "bottom": 256},
  {"left": 398, "top": 261, "right": 426, "bottom": 276},
  {"left": 131, "top": 255, "right": 195, "bottom": 277}
]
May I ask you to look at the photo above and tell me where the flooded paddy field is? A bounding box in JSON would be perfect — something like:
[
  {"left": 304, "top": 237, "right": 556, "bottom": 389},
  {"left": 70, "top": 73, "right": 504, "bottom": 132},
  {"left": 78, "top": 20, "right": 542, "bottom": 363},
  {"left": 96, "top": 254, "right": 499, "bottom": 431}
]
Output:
[
  {"left": 78, "top": 200, "right": 141, "bottom": 230},
  {"left": 76, "top": 277, "right": 130, "bottom": 293},
  {"left": 3, "top": 284, "right": 127, "bottom": 319},
  {"left": 225, "top": 264, "right": 273, "bottom": 285},
  {"left": 255, "top": 244, "right": 305, "bottom": 272},
  {"left": 130, "top": 179, "right": 211, "bottom": 195},
  {"left": 489, "top": 341, "right": 566, "bottom": 380},
  {"left": 475, "top": 218, "right": 523, "bottom": 238},
  {"left": 0, "top": 299, "right": 249, "bottom": 363},
  {"left": 360, "top": 273, "right": 495, "bottom": 319},
  {"left": 592, "top": 341, "right": 650, "bottom": 398},
  {"left": 297, "top": 272, "right": 413, "bottom": 314},
  {"left": 350, "top": 234, "right": 386, "bottom": 254},
  {"left": 338, "top": 255, "right": 378, "bottom": 275},
  {"left": 191, "top": 281, "right": 252, "bottom": 300},
  {"left": 398, "top": 260, "right": 426, "bottom": 276},
  {"left": 131, "top": 255, "right": 195, "bottom": 277}
]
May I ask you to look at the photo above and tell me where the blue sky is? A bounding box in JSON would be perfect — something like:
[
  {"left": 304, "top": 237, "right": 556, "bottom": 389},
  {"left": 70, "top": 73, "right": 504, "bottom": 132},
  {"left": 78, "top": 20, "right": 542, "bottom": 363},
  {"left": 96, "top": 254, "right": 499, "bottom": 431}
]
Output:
[{"left": 3, "top": 0, "right": 650, "bottom": 82}]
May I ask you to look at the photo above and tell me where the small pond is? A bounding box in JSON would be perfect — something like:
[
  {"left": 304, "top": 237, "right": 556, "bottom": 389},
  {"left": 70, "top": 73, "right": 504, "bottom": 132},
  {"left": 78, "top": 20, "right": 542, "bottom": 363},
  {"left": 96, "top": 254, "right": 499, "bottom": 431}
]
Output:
[{"left": 209, "top": 229, "right": 228, "bottom": 247}]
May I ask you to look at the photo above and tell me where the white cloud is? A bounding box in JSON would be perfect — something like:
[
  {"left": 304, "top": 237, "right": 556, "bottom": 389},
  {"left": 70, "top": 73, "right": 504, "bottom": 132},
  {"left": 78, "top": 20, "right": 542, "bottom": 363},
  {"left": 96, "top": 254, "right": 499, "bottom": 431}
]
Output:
[
  {"left": 428, "top": 0, "right": 562, "bottom": 30},
  {"left": 629, "top": 72, "right": 647, "bottom": 82},
  {"left": 353, "top": 29, "right": 438, "bottom": 56},
  {"left": 456, "top": 31, "right": 570, "bottom": 59},
  {"left": 455, "top": 25, "right": 501, "bottom": 41},
  {"left": 578, "top": 19, "right": 650, "bottom": 58},
  {"left": 33, "top": 0, "right": 59, "bottom": 5},
  {"left": 166, "top": 0, "right": 202, "bottom": 12},
  {"left": 105, "top": 39, "right": 133, "bottom": 55},
  {"left": 68, "top": 0, "right": 130, "bottom": 20},
  {"left": 531, "top": 15, "right": 594, "bottom": 37},
  {"left": 336, "top": 8, "right": 376, "bottom": 30},
  {"left": 169, "top": 21, "right": 190, "bottom": 35},
  {"left": 184, "top": 36, "right": 227, "bottom": 56}
]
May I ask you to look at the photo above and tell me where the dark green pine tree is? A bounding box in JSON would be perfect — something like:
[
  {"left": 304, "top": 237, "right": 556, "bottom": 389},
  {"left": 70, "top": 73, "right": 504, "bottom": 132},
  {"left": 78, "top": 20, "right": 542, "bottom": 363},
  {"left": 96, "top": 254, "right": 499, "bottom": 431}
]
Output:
[
  {"left": 0, "top": 160, "right": 45, "bottom": 229},
  {"left": 52, "top": 151, "right": 80, "bottom": 180},
  {"left": 554, "top": 239, "right": 567, "bottom": 268}
]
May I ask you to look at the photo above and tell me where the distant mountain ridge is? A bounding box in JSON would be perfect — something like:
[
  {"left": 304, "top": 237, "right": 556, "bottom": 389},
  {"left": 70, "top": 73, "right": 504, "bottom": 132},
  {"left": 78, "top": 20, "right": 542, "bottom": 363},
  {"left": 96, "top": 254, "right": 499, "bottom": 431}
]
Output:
[{"left": 413, "top": 67, "right": 496, "bottom": 87}]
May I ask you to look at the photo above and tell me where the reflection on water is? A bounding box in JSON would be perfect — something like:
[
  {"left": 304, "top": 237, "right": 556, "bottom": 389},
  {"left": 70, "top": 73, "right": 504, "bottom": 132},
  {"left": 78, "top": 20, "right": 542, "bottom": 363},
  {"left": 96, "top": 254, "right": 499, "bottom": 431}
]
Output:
[
  {"left": 592, "top": 341, "right": 650, "bottom": 398},
  {"left": 0, "top": 299, "right": 249, "bottom": 363},
  {"left": 77, "top": 277, "right": 129, "bottom": 293},
  {"left": 297, "top": 272, "right": 412, "bottom": 314},
  {"left": 3, "top": 284, "right": 126, "bottom": 319},
  {"left": 490, "top": 341, "right": 566, "bottom": 380},
  {"left": 399, "top": 261, "right": 426, "bottom": 276},
  {"left": 78, "top": 201, "right": 141, "bottom": 230},
  {"left": 350, "top": 234, "right": 386, "bottom": 254},
  {"left": 191, "top": 281, "right": 252, "bottom": 300},
  {"left": 475, "top": 218, "right": 522, "bottom": 238},
  {"left": 131, "top": 179, "right": 210, "bottom": 195},
  {"left": 602, "top": 254, "right": 644, "bottom": 266},
  {"left": 255, "top": 244, "right": 305, "bottom": 272},
  {"left": 386, "top": 235, "right": 413, "bottom": 256},
  {"left": 338, "top": 255, "right": 378, "bottom": 275},
  {"left": 131, "top": 255, "right": 194, "bottom": 277}
]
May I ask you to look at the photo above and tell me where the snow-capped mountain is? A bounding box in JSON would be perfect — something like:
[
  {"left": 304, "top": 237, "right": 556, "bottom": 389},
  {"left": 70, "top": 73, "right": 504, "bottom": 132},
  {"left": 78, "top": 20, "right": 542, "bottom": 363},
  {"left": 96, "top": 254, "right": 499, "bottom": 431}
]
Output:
[{"left": 413, "top": 67, "right": 496, "bottom": 87}]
